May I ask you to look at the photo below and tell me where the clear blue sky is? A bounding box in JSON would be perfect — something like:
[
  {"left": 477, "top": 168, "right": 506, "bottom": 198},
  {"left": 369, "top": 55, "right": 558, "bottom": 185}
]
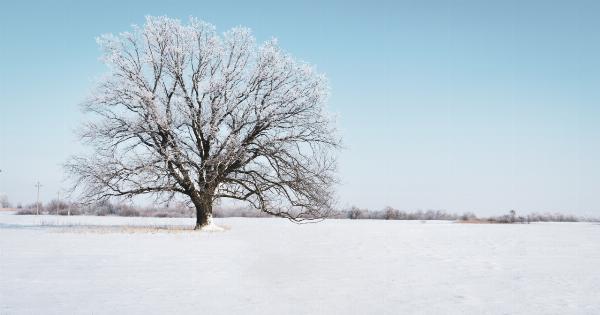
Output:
[{"left": 1, "top": 0, "right": 599, "bottom": 216}]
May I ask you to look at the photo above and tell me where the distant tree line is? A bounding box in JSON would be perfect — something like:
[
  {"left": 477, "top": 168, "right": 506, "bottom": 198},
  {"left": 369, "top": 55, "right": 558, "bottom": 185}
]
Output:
[
  {"left": 12, "top": 200, "right": 600, "bottom": 222},
  {"left": 333, "top": 206, "right": 468, "bottom": 221},
  {"left": 484, "top": 209, "right": 582, "bottom": 223},
  {"left": 336, "top": 207, "right": 597, "bottom": 223},
  {"left": 14, "top": 199, "right": 271, "bottom": 218}
]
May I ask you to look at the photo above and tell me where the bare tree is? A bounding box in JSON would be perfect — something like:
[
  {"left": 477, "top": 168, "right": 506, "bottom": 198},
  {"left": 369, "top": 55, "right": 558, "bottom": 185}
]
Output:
[
  {"left": 66, "top": 16, "right": 340, "bottom": 229},
  {"left": 0, "top": 195, "right": 11, "bottom": 209}
]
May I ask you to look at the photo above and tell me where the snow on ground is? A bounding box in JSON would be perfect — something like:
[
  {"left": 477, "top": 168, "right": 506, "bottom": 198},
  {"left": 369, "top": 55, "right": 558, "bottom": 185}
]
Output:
[{"left": 1, "top": 212, "right": 599, "bottom": 314}]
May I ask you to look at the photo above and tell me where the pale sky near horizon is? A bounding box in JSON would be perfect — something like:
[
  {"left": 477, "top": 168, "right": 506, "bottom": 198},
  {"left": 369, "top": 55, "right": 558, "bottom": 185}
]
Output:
[{"left": 1, "top": 0, "right": 599, "bottom": 216}]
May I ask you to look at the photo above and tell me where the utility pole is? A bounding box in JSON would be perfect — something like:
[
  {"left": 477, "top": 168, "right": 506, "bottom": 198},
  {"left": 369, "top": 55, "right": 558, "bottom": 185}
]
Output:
[
  {"left": 35, "top": 182, "right": 42, "bottom": 215},
  {"left": 57, "top": 191, "right": 60, "bottom": 215}
]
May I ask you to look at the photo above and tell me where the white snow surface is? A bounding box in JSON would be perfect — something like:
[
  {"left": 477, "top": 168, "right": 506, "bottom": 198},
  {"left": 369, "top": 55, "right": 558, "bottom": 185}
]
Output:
[{"left": 1, "top": 212, "right": 599, "bottom": 314}]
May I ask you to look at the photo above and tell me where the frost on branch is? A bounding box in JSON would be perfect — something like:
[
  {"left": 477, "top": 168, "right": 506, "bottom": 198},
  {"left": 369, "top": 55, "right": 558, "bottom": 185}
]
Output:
[{"left": 66, "top": 16, "right": 340, "bottom": 229}]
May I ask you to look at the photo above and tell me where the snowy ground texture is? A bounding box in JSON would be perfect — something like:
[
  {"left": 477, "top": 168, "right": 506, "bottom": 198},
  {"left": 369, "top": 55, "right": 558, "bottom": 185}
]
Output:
[{"left": 1, "top": 212, "right": 599, "bottom": 314}]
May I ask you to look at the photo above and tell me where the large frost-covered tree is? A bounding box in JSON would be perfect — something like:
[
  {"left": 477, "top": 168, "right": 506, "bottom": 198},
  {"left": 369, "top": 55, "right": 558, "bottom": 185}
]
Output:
[{"left": 66, "top": 16, "right": 340, "bottom": 229}]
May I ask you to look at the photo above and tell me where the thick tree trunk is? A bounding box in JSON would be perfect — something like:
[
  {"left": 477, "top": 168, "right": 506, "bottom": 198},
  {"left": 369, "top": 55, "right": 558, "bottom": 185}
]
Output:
[{"left": 193, "top": 195, "right": 213, "bottom": 230}]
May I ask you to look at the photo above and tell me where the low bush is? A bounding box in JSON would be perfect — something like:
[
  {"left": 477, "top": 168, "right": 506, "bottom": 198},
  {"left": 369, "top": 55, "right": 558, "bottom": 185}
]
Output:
[
  {"left": 119, "top": 208, "right": 140, "bottom": 217},
  {"left": 15, "top": 208, "right": 38, "bottom": 215},
  {"left": 57, "top": 208, "right": 81, "bottom": 216}
]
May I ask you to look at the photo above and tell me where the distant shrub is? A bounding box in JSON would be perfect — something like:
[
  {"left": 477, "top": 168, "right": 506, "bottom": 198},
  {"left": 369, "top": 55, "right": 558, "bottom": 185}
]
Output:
[
  {"left": 95, "top": 207, "right": 111, "bottom": 216},
  {"left": 57, "top": 208, "right": 81, "bottom": 216},
  {"left": 16, "top": 208, "right": 37, "bottom": 215},
  {"left": 119, "top": 208, "right": 140, "bottom": 217},
  {"left": 26, "top": 202, "right": 44, "bottom": 212},
  {"left": 46, "top": 199, "right": 70, "bottom": 214},
  {"left": 213, "top": 207, "right": 272, "bottom": 218},
  {"left": 460, "top": 212, "right": 477, "bottom": 221}
]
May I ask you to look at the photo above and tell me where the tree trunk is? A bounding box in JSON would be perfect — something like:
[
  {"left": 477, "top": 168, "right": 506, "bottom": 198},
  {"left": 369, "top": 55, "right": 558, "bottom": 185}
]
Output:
[{"left": 193, "top": 195, "right": 213, "bottom": 230}]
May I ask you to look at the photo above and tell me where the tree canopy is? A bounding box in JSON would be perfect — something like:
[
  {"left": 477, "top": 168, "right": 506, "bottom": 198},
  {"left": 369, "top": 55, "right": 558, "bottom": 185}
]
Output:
[{"left": 66, "top": 16, "right": 341, "bottom": 229}]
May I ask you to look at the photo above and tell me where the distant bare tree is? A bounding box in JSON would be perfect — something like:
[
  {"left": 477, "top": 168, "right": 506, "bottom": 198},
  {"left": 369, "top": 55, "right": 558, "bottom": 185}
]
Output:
[
  {"left": 347, "top": 206, "right": 363, "bottom": 220},
  {"left": 383, "top": 206, "right": 399, "bottom": 220},
  {"left": 0, "top": 195, "right": 11, "bottom": 208},
  {"left": 66, "top": 16, "right": 340, "bottom": 229}
]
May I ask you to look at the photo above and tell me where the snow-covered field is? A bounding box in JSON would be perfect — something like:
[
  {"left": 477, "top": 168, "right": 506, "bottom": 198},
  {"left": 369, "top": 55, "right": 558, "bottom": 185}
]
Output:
[{"left": 1, "top": 212, "right": 599, "bottom": 314}]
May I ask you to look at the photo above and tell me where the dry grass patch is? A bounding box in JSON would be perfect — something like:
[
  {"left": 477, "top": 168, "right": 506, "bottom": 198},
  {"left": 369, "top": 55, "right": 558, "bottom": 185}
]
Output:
[{"left": 54, "top": 225, "right": 230, "bottom": 234}]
